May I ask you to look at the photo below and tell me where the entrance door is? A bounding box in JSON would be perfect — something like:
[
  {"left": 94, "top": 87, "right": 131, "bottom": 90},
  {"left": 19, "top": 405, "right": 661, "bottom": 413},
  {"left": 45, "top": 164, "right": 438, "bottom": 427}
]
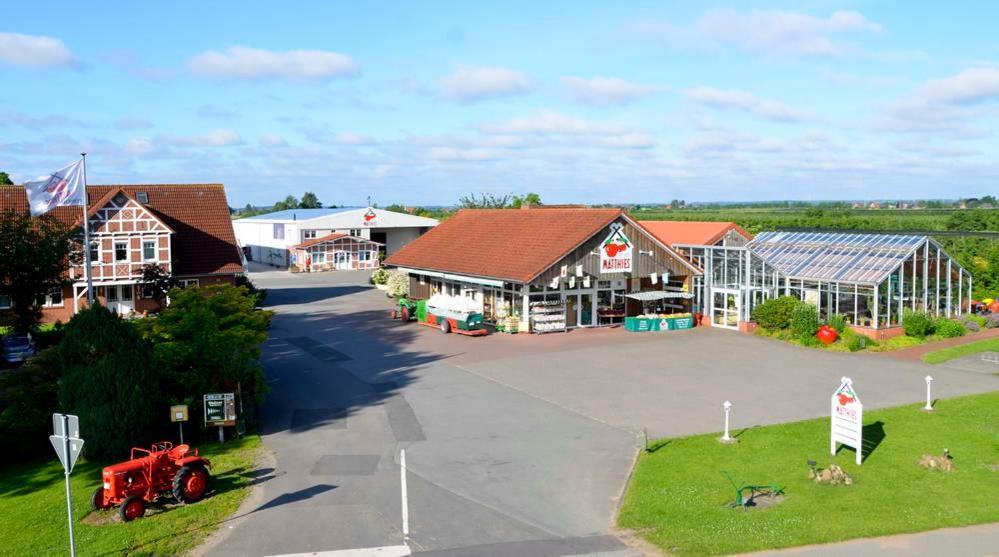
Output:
[
  {"left": 106, "top": 285, "right": 135, "bottom": 315},
  {"left": 565, "top": 295, "right": 578, "bottom": 328},
  {"left": 334, "top": 252, "right": 352, "bottom": 270},
  {"left": 711, "top": 288, "right": 740, "bottom": 329}
]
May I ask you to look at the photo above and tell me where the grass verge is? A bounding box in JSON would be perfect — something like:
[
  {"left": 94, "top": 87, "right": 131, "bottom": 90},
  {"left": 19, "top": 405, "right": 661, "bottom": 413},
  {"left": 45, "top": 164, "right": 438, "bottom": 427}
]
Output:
[
  {"left": 618, "top": 392, "right": 999, "bottom": 556},
  {"left": 0, "top": 435, "right": 260, "bottom": 556},
  {"left": 922, "top": 338, "right": 999, "bottom": 364}
]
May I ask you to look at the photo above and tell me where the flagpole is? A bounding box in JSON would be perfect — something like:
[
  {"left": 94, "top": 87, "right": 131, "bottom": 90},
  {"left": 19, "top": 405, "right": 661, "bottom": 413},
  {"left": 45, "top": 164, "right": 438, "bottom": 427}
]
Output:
[{"left": 80, "top": 153, "right": 95, "bottom": 305}]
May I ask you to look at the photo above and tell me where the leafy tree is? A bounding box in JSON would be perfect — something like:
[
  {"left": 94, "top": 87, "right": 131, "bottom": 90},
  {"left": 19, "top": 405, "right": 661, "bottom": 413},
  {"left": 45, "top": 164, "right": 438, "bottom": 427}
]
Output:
[
  {"left": 140, "top": 263, "right": 176, "bottom": 304},
  {"left": 458, "top": 193, "right": 511, "bottom": 209},
  {"left": 273, "top": 195, "right": 299, "bottom": 211},
  {"left": 0, "top": 211, "right": 77, "bottom": 330},
  {"left": 510, "top": 192, "right": 542, "bottom": 209},
  {"left": 0, "top": 172, "right": 13, "bottom": 185},
  {"left": 58, "top": 305, "right": 162, "bottom": 459},
  {"left": 299, "top": 192, "right": 323, "bottom": 208},
  {"left": 137, "top": 285, "right": 272, "bottom": 415}
]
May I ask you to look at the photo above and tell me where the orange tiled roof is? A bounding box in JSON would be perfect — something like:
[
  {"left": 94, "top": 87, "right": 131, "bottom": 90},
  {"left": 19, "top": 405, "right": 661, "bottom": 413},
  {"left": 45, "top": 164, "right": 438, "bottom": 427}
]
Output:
[
  {"left": 291, "top": 233, "right": 347, "bottom": 249},
  {"left": 385, "top": 208, "right": 624, "bottom": 283},
  {"left": 0, "top": 184, "right": 242, "bottom": 276},
  {"left": 638, "top": 220, "right": 752, "bottom": 246},
  {"left": 291, "top": 233, "right": 384, "bottom": 249}
]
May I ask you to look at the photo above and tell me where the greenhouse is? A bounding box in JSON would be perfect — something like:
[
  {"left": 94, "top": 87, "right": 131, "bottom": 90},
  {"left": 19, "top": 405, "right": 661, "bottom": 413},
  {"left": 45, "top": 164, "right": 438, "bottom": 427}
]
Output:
[{"left": 683, "top": 231, "right": 972, "bottom": 334}]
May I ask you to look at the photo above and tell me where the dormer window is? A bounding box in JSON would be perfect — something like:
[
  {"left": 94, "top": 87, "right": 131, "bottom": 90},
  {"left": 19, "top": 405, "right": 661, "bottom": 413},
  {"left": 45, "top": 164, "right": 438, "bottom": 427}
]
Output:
[{"left": 136, "top": 192, "right": 149, "bottom": 203}]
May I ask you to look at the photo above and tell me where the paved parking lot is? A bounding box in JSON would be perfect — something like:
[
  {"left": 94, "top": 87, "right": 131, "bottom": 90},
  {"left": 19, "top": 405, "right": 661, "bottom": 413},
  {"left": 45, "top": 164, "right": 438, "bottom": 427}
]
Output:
[{"left": 206, "top": 267, "right": 999, "bottom": 557}]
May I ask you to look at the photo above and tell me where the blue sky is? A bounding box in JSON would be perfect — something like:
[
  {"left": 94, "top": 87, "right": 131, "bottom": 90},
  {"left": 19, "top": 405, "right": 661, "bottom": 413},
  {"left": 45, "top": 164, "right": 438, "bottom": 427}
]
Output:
[{"left": 2, "top": 1, "right": 998, "bottom": 206}]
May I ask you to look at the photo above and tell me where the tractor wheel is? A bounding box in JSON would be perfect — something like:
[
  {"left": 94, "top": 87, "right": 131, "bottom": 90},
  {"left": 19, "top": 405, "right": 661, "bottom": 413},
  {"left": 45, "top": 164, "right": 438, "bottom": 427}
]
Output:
[
  {"left": 400, "top": 307, "right": 411, "bottom": 322},
  {"left": 389, "top": 309, "right": 397, "bottom": 319},
  {"left": 440, "top": 319, "right": 451, "bottom": 334},
  {"left": 119, "top": 496, "right": 146, "bottom": 522},
  {"left": 90, "top": 486, "right": 109, "bottom": 511},
  {"left": 173, "top": 464, "right": 210, "bottom": 504}
]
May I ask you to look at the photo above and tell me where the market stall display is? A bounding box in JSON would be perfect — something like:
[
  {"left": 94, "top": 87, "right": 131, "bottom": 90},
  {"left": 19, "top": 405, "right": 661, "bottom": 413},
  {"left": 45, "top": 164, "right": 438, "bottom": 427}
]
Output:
[
  {"left": 624, "top": 291, "right": 696, "bottom": 332},
  {"left": 530, "top": 299, "right": 566, "bottom": 334},
  {"left": 625, "top": 313, "right": 695, "bottom": 332}
]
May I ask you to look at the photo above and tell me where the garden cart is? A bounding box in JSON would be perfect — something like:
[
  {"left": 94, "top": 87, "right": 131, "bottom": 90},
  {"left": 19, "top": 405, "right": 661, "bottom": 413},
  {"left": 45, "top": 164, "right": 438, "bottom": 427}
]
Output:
[
  {"left": 420, "top": 299, "right": 488, "bottom": 336},
  {"left": 91, "top": 441, "right": 212, "bottom": 521}
]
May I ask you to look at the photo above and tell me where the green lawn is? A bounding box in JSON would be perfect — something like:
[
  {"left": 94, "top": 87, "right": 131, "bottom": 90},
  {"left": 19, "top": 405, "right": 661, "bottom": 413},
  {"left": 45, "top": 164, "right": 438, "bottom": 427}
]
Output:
[
  {"left": 923, "top": 338, "right": 999, "bottom": 364},
  {"left": 0, "top": 435, "right": 261, "bottom": 556},
  {"left": 618, "top": 392, "right": 999, "bottom": 556}
]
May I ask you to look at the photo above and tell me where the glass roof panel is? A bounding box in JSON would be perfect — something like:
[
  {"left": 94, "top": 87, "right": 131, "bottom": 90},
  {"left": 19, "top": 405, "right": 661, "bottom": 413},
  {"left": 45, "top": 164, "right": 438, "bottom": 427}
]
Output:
[{"left": 748, "top": 231, "right": 927, "bottom": 284}]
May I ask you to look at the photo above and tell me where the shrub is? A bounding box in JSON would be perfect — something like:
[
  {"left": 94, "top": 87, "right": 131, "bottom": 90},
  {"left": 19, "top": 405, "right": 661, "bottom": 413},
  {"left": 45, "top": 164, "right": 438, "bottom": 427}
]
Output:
[
  {"left": 842, "top": 329, "right": 872, "bottom": 352},
  {"left": 903, "top": 310, "right": 934, "bottom": 338},
  {"left": 386, "top": 271, "right": 409, "bottom": 298},
  {"left": 934, "top": 319, "right": 967, "bottom": 339},
  {"left": 235, "top": 273, "right": 267, "bottom": 306},
  {"left": 59, "top": 304, "right": 163, "bottom": 460},
  {"left": 370, "top": 268, "right": 389, "bottom": 285},
  {"left": 752, "top": 296, "right": 802, "bottom": 330},
  {"left": 826, "top": 313, "right": 847, "bottom": 334},
  {"left": 0, "top": 347, "right": 61, "bottom": 458},
  {"left": 790, "top": 303, "right": 820, "bottom": 339}
]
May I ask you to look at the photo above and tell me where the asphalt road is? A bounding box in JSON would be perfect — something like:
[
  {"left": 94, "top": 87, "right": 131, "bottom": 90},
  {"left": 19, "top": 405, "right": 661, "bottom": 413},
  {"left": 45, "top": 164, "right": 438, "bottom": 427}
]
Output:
[{"left": 203, "top": 267, "right": 999, "bottom": 557}]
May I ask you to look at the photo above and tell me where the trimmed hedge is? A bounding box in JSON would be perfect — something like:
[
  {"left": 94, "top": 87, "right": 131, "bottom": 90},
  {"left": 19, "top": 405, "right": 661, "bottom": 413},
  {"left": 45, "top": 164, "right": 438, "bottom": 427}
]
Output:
[{"left": 751, "top": 296, "right": 802, "bottom": 330}]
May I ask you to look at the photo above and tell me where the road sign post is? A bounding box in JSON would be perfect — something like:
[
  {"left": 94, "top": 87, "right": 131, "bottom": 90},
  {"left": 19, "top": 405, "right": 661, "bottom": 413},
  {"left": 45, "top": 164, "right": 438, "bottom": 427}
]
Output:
[
  {"left": 50, "top": 413, "right": 84, "bottom": 557},
  {"left": 170, "top": 405, "right": 189, "bottom": 444},
  {"left": 204, "top": 393, "right": 236, "bottom": 444}
]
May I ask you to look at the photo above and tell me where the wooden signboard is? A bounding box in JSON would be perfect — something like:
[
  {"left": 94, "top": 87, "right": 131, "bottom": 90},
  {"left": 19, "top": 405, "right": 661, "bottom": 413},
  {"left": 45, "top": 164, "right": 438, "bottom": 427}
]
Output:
[
  {"left": 830, "top": 377, "right": 863, "bottom": 465},
  {"left": 204, "top": 393, "right": 236, "bottom": 427}
]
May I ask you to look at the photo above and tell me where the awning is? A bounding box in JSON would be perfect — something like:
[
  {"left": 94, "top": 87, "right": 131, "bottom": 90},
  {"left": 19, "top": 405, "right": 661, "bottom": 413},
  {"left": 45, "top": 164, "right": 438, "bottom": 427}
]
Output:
[{"left": 626, "top": 291, "right": 694, "bottom": 301}]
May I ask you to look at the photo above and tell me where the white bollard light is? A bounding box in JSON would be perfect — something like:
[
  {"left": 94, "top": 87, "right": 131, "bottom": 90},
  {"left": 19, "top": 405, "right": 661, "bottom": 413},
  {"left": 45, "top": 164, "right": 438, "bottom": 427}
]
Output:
[
  {"left": 722, "top": 401, "right": 732, "bottom": 441},
  {"left": 924, "top": 376, "right": 934, "bottom": 411}
]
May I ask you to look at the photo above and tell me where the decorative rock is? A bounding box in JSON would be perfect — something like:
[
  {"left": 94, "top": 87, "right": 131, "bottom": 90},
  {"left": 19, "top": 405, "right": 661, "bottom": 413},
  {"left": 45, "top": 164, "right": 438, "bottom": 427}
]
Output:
[
  {"left": 919, "top": 451, "right": 955, "bottom": 472},
  {"left": 809, "top": 464, "right": 853, "bottom": 485}
]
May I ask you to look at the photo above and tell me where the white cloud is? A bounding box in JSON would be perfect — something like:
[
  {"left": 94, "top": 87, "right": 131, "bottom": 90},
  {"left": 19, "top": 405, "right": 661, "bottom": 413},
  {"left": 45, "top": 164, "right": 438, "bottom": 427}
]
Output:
[
  {"left": 161, "top": 128, "right": 243, "bottom": 147},
  {"left": 562, "top": 76, "right": 666, "bottom": 106},
  {"left": 258, "top": 133, "right": 286, "bottom": 147},
  {"left": 438, "top": 65, "right": 532, "bottom": 102},
  {"left": 915, "top": 67, "right": 999, "bottom": 105},
  {"left": 625, "top": 9, "right": 882, "bottom": 56},
  {"left": 684, "top": 87, "right": 806, "bottom": 122},
  {"left": 335, "top": 132, "right": 377, "bottom": 145},
  {"left": 124, "top": 137, "right": 155, "bottom": 155},
  {"left": 596, "top": 133, "right": 657, "bottom": 149},
  {"left": 114, "top": 116, "right": 154, "bottom": 130},
  {"left": 188, "top": 46, "right": 359, "bottom": 81},
  {"left": 479, "top": 109, "right": 604, "bottom": 135},
  {"left": 0, "top": 32, "right": 77, "bottom": 67},
  {"left": 429, "top": 147, "right": 501, "bottom": 161},
  {"left": 1, "top": 111, "right": 89, "bottom": 128}
]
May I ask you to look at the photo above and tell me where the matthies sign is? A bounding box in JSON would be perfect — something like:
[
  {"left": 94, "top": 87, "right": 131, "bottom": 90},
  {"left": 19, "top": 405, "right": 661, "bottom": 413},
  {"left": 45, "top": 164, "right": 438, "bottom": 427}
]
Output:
[
  {"left": 830, "top": 377, "right": 863, "bottom": 465},
  {"left": 599, "top": 223, "right": 633, "bottom": 273}
]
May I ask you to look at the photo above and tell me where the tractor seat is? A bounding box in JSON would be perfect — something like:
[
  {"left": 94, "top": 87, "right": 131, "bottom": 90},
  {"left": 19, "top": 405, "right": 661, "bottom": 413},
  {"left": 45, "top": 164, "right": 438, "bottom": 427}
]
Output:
[{"left": 169, "top": 444, "right": 190, "bottom": 459}]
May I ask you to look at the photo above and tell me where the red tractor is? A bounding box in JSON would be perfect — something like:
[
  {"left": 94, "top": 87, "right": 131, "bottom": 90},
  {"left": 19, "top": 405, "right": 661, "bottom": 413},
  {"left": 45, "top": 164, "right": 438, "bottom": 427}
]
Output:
[{"left": 91, "top": 441, "right": 212, "bottom": 522}]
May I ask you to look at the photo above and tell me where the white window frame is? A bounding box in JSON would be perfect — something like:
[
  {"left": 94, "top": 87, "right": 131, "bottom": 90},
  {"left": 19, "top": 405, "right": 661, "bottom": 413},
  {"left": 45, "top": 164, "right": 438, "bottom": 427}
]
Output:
[
  {"left": 114, "top": 241, "right": 128, "bottom": 262},
  {"left": 312, "top": 250, "right": 327, "bottom": 264},
  {"left": 177, "top": 278, "right": 200, "bottom": 289},
  {"left": 43, "top": 288, "right": 64, "bottom": 308},
  {"left": 303, "top": 230, "right": 318, "bottom": 240},
  {"left": 273, "top": 223, "right": 285, "bottom": 240},
  {"left": 142, "top": 240, "right": 157, "bottom": 261},
  {"left": 359, "top": 250, "right": 373, "bottom": 262}
]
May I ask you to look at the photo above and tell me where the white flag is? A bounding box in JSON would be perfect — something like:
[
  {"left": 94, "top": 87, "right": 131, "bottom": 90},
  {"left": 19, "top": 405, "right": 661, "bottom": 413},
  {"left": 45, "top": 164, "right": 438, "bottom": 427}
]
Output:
[{"left": 23, "top": 160, "right": 85, "bottom": 216}]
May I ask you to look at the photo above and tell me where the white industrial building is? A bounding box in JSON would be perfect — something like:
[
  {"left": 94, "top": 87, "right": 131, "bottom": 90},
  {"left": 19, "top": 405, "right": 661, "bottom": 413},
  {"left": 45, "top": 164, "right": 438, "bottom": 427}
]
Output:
[{"left": 234, "top": 207, "right": 438, "bottom": 267}]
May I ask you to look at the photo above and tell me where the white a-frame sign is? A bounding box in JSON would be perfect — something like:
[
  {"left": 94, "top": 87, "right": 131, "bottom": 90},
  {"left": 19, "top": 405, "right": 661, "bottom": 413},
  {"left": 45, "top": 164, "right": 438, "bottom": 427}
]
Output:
[{"left": 830, "top": 377, "right": 863, "bottom": 465}]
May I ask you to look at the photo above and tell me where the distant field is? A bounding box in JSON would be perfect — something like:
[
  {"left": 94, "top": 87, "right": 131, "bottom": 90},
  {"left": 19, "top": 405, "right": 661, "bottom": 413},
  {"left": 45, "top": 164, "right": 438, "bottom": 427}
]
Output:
[{"left": 631, "top": 208, "right": 958, "bottom": 234}]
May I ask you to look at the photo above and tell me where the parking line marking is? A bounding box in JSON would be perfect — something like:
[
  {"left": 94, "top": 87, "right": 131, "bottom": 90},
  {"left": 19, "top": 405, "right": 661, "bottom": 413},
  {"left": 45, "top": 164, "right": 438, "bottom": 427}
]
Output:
[
  {"left": 266, "top": 546, "right": 411, "bottom": 557},
  {"left": 400, "top": 448, "right": 410, "bottom": 539}
]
